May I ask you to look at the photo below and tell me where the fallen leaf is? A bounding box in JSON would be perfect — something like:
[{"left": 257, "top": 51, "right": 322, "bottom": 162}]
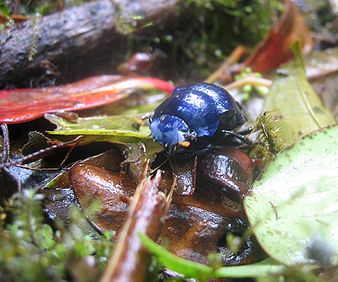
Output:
[
  {"left": 0, "top": 75, "right": 173, "bottom": 124},
  {"left": 46, "top": 113, "right": 152, "bottom": 144},
  {"left": 244, "top": 1, "right": 312, "bottom": 72},
  {"left": 67, "top": 154, "right": 263, "bottom": 265},
  {"left": 263, "top": 43, "right": 335, "bottom": 147}
]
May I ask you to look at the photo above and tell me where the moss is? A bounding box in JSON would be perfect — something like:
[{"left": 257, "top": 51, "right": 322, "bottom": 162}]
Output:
[
  {"left": 121, "top": 0, "right": 282, "bottom": 81},
  {"left": 0, "top": 189, "right": 114, "bottom": 281}
]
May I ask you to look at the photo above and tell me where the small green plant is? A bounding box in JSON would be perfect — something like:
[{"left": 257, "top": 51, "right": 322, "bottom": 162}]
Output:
[
  {"left": 250, "top": 111, "right": 283, "bottom": 161},
  {"left": 0, "top": 189, "right": 114, "bottom": 281},
  {"left": 235, "top": 68, "right": 270, "bottom": 102}
]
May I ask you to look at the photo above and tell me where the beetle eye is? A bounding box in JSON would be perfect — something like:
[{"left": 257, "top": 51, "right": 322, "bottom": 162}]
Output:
[{"left": 148, "top": 115, "right": 153, "bottom": 123}]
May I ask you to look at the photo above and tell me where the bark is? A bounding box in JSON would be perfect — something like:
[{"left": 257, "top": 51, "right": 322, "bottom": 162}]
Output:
[{"left": 0, "top": 0, "right": 179, "bottom": 87}]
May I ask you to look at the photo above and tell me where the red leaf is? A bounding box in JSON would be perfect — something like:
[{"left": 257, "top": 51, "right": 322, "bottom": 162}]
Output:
[
  {"left": 244, "top": 1, "right": 312, "bottom": 72},
  {"left": 0, "top": 75, "right": 173, "bottom": 124}
]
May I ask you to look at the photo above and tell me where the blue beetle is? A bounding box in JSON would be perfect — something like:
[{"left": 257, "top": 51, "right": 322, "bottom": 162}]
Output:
[{"left": 150, "top": 82, "right": 247, "bottom": 149}]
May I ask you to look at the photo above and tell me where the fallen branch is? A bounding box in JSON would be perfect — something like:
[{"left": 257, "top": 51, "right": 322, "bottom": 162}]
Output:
[{"left": 0, "top": 0, "right": 179, "bottom": 87}]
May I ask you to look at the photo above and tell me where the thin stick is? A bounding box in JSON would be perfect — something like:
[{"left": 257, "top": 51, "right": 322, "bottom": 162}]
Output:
[
  {"left": 0, "top": 124, "right": 10, "bottom": 163},
  {"left": 205, "top": 46, "right": 246, "bottom": 83},
  {"left": 0, "top": 136, "right": 82, "bottom": 169},
  {"left": 225, "top": 77, "right": 272, "bottom": 91},
  {"left": 101, "top": 163, "right": 170, "bottom": 282}
]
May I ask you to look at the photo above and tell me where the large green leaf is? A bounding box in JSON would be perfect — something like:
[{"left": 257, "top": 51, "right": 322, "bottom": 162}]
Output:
[
  {"left": 245, "top": 125, "right": 338, "bottom": 266},
  {"left": 264, "top": 44, "right": 335, "bottom": 148}
]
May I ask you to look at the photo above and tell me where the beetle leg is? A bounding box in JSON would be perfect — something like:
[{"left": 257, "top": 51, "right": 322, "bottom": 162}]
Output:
[
  {"left": 184, "top": 131, "right": 197, "bottom": 141},
  {"left": 143, "top": 114, "right": 153, "bottom": 124},
  {"left": 221, "top": 130, "right": 252, "bottom": 145},
  {"left": 167, "top": 145, "right": 176, "bottom": 158},
  {"left": 167, "top": 141, "right": 213, "bottom": 161},
  {"left": 236, "top": 127, "right": 253, "bottom": 135}
]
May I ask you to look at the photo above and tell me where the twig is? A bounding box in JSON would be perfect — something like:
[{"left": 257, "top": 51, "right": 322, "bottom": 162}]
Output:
[
  {"left": 205, "top": 46, "right": 246, "bottom": 83},
  {"left": 0, "top": 124, "right": 10, "bottom": 163},
  {"left": 0, "top": 124, "right": 21, "bottom": 193},
  {"left": 101, "top": 163, "right": 170, "bottom": 282},
  {"left": 0, "top": 136, "right": 82, "bottom": 169},
  {"left": 225, "top": 77, "right": 272, "bottom": 91}
]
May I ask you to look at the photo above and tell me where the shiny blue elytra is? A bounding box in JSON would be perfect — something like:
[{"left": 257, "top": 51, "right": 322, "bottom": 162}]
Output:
[{"left": 150, "top": 82, "right": 246, "bottom": 146}]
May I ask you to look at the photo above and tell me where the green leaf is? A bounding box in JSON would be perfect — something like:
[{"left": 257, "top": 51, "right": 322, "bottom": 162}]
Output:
[
  {"left": 214, "top": 259, "right": 285, "bottom": 278},
  {"left": 263, "top": 43, "right": 335, "bottom": 148},
  {"left": 140, "top": 233, "right": 213, "bottom": 279},
  {"left": 46, "top": 114, "right": 152, "bottom": 143},
  {"left": 139, "top": 233, "right": 285, "bottom": 279},
  {"left": 245, "top": 125, "right": 338, "bottom": 266}
]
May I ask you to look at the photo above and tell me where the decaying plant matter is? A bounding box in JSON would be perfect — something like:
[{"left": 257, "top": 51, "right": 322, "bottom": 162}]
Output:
[{"left": 101, "top": 163, "right": 170, "bottom": 282}]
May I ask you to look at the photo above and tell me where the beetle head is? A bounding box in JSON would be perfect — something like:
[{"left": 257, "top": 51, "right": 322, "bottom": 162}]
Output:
[{"left": 150, "top": 114, "right": 190, "bottom": 146}]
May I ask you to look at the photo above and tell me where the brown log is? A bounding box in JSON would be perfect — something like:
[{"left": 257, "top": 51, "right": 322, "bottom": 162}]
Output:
[{"left": 0, "top": 0, "right": 179, "bottom": 87}]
